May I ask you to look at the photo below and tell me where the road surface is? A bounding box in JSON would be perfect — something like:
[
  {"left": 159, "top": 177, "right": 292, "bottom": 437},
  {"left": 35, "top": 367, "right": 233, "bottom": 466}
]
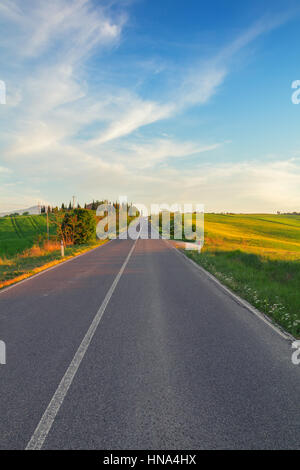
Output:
[{"left": 0, "top": 219, "right": 299, "bottom": 449}]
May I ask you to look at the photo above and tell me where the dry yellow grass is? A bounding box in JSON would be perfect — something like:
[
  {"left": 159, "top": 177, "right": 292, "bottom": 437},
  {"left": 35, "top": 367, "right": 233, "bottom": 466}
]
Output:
[
  {"left": 0, "top": 240, "right": 108, "bottom": 290},
  {"left": 20, "top": 241, "right": 63, "bottom": 258}
]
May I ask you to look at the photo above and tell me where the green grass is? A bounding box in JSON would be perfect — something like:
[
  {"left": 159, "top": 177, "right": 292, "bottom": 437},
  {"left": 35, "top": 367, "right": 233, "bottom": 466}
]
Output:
[
  {"left": 156, "top": 212, "right": 300, "bottom": 336},
  {"left": 0, "top": 241, "right": 105, "bottom": 286},
  {"left": 0, "top": 214, "right": 55, "bottom": 258},
  {"left": 0, "top": 209, "right": 138, "bottom": 286},
  {"left": 185, "top": 250, "right": 300, "bottom": 338},
  {"left": 0, "top": 212, "right": 98, "bottom": 285},
  {"left": 178, "top": 213, "right": 300, "bottom": 338}
]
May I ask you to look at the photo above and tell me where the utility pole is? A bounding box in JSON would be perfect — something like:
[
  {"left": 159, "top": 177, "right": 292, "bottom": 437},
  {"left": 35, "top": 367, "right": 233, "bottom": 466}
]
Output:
[{"left": 46, "top": 206, "right": 49, "bottom": 241}]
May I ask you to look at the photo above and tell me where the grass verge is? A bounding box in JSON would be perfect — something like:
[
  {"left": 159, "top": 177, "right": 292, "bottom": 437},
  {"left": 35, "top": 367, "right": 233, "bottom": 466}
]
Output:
[
  {"left": 0, "top": 240, "right": 108, "bottom": 290},
  {"left": 184, "top": 249, "right": 300, "bottom": 338}
]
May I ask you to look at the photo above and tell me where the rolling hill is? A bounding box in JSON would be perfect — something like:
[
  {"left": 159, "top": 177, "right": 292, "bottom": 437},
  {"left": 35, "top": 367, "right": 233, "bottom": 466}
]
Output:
[{"left": 0, "top": 214, "right": 54, "bottom": 257}]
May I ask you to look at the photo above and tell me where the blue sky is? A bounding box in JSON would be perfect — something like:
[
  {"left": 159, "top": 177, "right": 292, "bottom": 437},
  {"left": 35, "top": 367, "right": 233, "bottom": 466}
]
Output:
[{"left": 0, "top": 0, "right": 300, "bottom": 212}]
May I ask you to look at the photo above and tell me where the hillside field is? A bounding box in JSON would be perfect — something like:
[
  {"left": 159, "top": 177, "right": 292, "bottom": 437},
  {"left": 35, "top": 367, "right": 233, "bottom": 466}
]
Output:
[
  {"left": 0, "top": 214, "right": 55, "bottom": 258},
  {"left": 0, "top": 209, "right": 138, "bottom": 288},
  {"left": 0, "top": 213, "right": 108, "bottom": 289},
  {"left": 202, "top": 213, "right": 300, "bottom": 260}
]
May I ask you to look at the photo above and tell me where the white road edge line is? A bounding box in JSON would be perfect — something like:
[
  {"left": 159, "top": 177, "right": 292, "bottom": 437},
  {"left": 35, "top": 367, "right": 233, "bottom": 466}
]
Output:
[
  {"left": 0, "top": 240, "right": 112, "bottom": 296},
  {"left": 25, "top": 229, "right": 141, "bottom": 450},
  {"left": 163, "top": 238, "right": 295, "bottom": 342}
]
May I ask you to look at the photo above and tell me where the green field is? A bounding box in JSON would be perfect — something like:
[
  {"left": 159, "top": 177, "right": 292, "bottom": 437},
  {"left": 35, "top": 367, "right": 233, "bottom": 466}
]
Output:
[
  {"left": 0, "top": 214, "right": 55, "bottom": 258},
  {"left": 181, "top": 214, "right": 300, "bottom": 338},
  {"left": 0, "top": 209, "right": 138, "bottom": 288},
  {"left": 202, "top": 213, "right": 300, "bottom": 260},
  {"left": 0, "top": 212, "right": 106, "bottom": 288}
]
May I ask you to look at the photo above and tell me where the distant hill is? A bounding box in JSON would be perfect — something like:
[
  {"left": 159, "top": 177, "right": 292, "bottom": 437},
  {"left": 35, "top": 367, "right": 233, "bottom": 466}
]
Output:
[{"left": 0, "top": 205, "right": 40, "bottom": 217}]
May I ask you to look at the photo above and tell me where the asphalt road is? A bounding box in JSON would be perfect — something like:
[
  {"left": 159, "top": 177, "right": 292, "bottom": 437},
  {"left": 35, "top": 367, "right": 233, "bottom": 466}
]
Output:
[{"left": 0, "top": 219, "right": 299, "bottom": 449}]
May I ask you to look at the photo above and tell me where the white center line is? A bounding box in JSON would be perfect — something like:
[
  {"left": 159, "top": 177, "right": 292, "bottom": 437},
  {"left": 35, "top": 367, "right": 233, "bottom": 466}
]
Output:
[{"left": 26, "top": 229, "right": 141, "bottom": 450}]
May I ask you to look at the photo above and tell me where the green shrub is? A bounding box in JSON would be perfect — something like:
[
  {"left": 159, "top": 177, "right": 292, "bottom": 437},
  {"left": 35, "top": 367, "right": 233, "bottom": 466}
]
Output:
[{"left": 62, "top": 209, "right": 96, "bottom": 245}]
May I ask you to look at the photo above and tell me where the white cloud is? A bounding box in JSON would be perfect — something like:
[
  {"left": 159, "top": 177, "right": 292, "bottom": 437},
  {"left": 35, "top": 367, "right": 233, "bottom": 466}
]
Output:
[
  {"left": 4, "top": 128, "right": 299, "bottom": 213},
  {"left": 120, "top": 139, "right": 222, "bottom": 169},
  {"left": 165, "top": 158, "right": 300, "bottom": 212},
  {"left": 178, "top": 66, "right": 227, "bottom": 108},
  {"left": 89, "top": 99, "right": 175, "bottom": 146},
  {"left": 0, "top": 166, "right": 11, "bottom": 174},
  {"left": 0, "top": 1, "right": 298, "bottom": 212},
  {"left": 0, "top": 1, "right": 125, "bottom": 159},
  {"left": 0, "top": 0, "right": 124, "bottom": 59},
  {"left": 88, "top": 13, "right": 292, "bottom": 145}
]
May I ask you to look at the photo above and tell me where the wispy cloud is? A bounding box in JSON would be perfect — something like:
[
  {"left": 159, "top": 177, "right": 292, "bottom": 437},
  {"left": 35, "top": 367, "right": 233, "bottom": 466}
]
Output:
[
  {"left": 88, "top": 99, "right": 175, "bottom": 146},
  {"left": 88, "top": 12, "right": 293, "bottom": 145},
  {"left": 1, "top": 0, "right": 125, "bottom": 160},
  {"left": 0, "top": 1, "right": 297, "bottom": 211},
  {"left": 176, "top": 158, "right": 300, "bottom": 212},
  {"left": 0, "top": 0, "right": 124, "bottom": 59},
  {"left": 120, "top": 139, "right": 223, "bottom": 169},
  {"left": 0, "top": 166, "right": 11, "bottom": 174}
]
